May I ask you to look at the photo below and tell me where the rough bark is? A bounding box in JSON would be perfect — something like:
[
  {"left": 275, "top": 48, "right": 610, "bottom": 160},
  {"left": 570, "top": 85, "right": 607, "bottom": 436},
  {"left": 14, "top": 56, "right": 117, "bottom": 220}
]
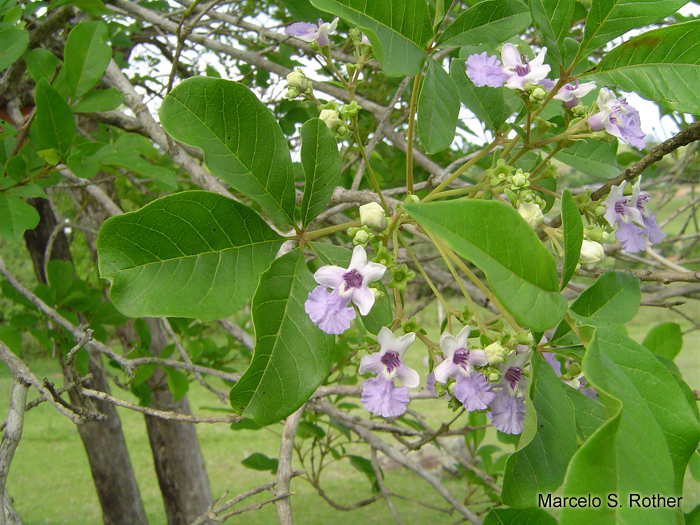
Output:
[
  {"left": 144, "top": 318, "right": 213, "bottom": 525},
  {"left": 22, "top": 198, "right": 149, "bottom": 525}
]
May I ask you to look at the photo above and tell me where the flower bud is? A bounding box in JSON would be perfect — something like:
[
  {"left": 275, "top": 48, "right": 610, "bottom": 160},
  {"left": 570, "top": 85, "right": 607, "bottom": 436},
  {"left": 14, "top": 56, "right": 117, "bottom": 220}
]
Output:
[
  {"left": 518, "top": 202, "right": 544, "bottom": 229},
  {"left": 352, "top": 229, "right": 369, "bottom": 246},
  {"left": 579, "top": 239, "right": 605, "bottom": 269},
  {"left": 483, "top": 342, "right": 507, "bottom": 365},
  {"left": 286, "top": 69, "right": 308, "bottom": 92},
  {"left": 530, "top": 87, "right": 546, "bottom": 102},
  {"left": 285, "top": 88, "right": 299, "bottom": 99},
  {"left": 487, "top": 370, "right": 501, "bottom": 383},
  {"left": 404, "top": 194, "right": 420, "bottom": 205},
  {"left": 359, "top": 202, "right": 386, "bottom": 231},
  {"left": 594, "top": 205, "right": 606, "bottom": 217},
  {"left": 319, "top": 109, "right": 342, "bottom": 131},
  {"left": 585, "top": 225, "right": 606, "bottom": 243},
  {"left": 511, "top": 172, "right": 529, "bottom": 189},
  {"left": 340, "top": 100, "right": 362, "bottom": 118}
]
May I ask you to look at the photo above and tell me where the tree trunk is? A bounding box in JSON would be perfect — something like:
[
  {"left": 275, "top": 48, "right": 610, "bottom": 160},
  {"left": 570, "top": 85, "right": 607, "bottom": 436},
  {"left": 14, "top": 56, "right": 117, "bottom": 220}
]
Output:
[
  {"left": 143, "top": 318, "right": 213, "bottom": 525},
  {"left": 23, "top": 198, "right": 149, "bottom": 525}
]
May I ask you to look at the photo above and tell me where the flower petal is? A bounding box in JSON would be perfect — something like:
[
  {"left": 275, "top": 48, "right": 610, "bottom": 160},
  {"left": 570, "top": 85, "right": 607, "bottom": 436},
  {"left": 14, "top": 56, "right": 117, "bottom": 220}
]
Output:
[
  {"left": 395, "top": 363, "right": 420, "bottom": 388},
  {"left": 433, "top": 359, "right": 460, "bottom": 383},
  {"left": 285, "top": 22, "right": 318, "bottom": 41},
  {"left": 454, "top": 325, "right": 471, "bottom": 349},
  {"left": 454, "top": 373, "right": 495, "bottom": 411},
  {"left": 348, "top": 245, "right": 368, "bottom": 271},
  {"left": 314, "top": 265, "right": 346, "bottom": 288},
  {"left": 359, "top": 352, "right": 384, "bottom": 375},
  {"left": 488, "top": 389, "right": 526, "bottom": 434},
  {"left": 362, "top": 377, "right": 409, "bottom": 418},
  {"left": 361, "top": 261, "right": 387, "bottom": 284},
  {"left": 376, "top": 326, "right": 396, "bottom": 353},
  {"left": 438, "top": 332, "right": 460, "bottom": 359},
  {"left": 466, "top": 349, "right": 488, "bottom": 367},
  {"left": 351, "top": 285, "right": 375, "bottom": 316},
  {"left": 393, "top": 332, "right": 416, "bottom": 358}
]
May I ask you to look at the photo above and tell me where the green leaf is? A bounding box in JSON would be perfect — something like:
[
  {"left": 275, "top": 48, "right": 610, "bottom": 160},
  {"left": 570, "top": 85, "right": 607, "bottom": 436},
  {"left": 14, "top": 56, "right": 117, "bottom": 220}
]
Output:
[
  {"left": 25, "top": 48, "right": 60, "bottom": 84},
  {"left": 560, "top": 189, "right": 583, "bottom": 290},
  {"left": 97, "top": 191, "right": 283, "bottom": 320},
  {"left": 555, "top": 138, "right": 619, "bottom": 179},
  {"left": 584, "top": 21, "right": 700, "bottom": 115},
  {"left": 417, "top": 57, "right": 460, "bottom": 154},
  {"left": 299, "top": 118, "right": 342, "bottom": 227},
  {"left": 688, "top": 505, "right": 700, "bottom": 525},
  {"left": 483, "top": 507, "right": 558, "bottom": 525},
  {"left": 229, "top": 418, "right": 263, "bottom": 431},
  {"left": 64, "top": 21, "right": 112, "bottom": 101},
  {"left": 348, "top": 454, "right": 381, "bottom": 493},
  {"left": 73, "top": 88, "right": 124, "bottom": 113},
  {"left": 437, "top": 0, "right": 531, "bottom": 48},
  {"left": 564, "top": 386, "right": 606, "bottom": 442},
  {"left": 550, "top": 271, "right": 640, "bottom": 342},
  {"left": 0, "top": 192, "right": 39, "bottom": 242},
  {"left": 0, "top": 327, "right": 22, "bottom": 354},
  {"left": 310, "top": 242, "right": 392, "bottom": 333},
  {"left": 5, "top": 155, "right": 26, "bottom": 181},
  {"left": 297, "top": 420, "right": 326, "bottom": 439},
  {"left": 310, "top": 0, "right": 432, "bottom": 77},
  {"left": 404, "top": 200, "right": 567, "bottom": 331},
  {"left": 560, "top": 328, "right": 700, "bottom": 523},
  {"left": 241, "top": 452, "right": 278, "bottom": 473},
  {"left": 450, "top": 58, "right": 520, "bottom": 132},
  {"left": 34, "top": 79, "right": 75, "bottom": 156},
  {"left": 642, "top": 322, "right": 682, "bottom": 360},
  {"left": 160, "top": 77, "right": 296, "bottom": 225},
  {"left": 165, "top": 368, "right": 189, "bottom": 402},
  {"left": 501, "top": 353, "right": 578, "bottom": 507},
  {"left": 528, "top": 0, "right": 574, "bottom": 66},
  {"left": 229, "top": 248, "right": 334, "bottom": 425},
  {"left": 95, "top": 133, "right": 177, "bottom": 188},
  {"left": 0, "top": 27, "right": 29, "bottom": 72},
  {"left": 47, "top": 260, "right": 75, "bottom": 304},
  {"left": 577, "top": 0, "right": 689, "bottom": 62},
  {"left": 53, "top": 0, "right": 111, "bottom": 15}
]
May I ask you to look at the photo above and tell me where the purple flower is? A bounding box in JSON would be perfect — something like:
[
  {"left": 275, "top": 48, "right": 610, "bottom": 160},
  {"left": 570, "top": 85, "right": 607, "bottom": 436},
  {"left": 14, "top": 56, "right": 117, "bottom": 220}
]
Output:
[
  {"left": 304, "top": 286, "right": 355, "bottom": 335},
  {"left": 360, "top": 327, "right": 418, "bottom": 418},
  {"left": 453, "top": 373, "right": 495, "bottom": 411},
  {"left": 359, "top": 327, "right": 419, "bottom": 387},
  {"left": 588, "top": 88, "right": 645, "bottom": 150},
  {"left": 465, "top": 52, "right": 509, "bottom": 87},
  {"left": 285, "top": 17, "right": 338, "bottom": 47},
  {"left": 488, "top": 351, "right": 529, "bottom": 435},
  {"left": 633, "top": 178, "right": 665, "bottom": 245},
  {"left": 603, "top": 181, "right": 645, "bottom": 252},
  {"left": 313, "top": 245, "right": 386, "bottom": 316},
  {"left": 433, "top": 326, "right": 488, "bottom": 382},
  {"left": 361, "top": 377, "right": 410, "bottom": 418},
  {"left": 433, "top": 327, "right": 494, "bottom": 411},
  {"left": 501, "top": 43, "right": 551, "bottom": 90},
  {"left": 553, "top": 80, "right": 596, "bottom": 108}
]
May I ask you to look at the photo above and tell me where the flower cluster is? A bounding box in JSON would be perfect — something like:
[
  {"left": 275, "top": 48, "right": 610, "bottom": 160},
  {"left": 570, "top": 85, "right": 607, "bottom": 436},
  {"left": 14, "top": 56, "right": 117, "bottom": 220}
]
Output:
[
  {"left": 603, "top": 178, "right": 665, "bottom": 252},
  {"left": 464, "top": 46, "right": 646, "bottom": 149},
  {"left": 305, "top": 245, "right": 386, "bottom": 334}
]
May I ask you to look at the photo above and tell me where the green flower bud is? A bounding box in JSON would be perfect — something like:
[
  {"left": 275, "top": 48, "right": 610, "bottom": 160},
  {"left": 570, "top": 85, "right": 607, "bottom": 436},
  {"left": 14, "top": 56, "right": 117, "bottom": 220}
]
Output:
[
  {"left": 511, "top": 172, "right": 529, "bottom": 189},
  {"left": 285, "top": 88, "right": 299, "bottom": 99},
  {"left": 404, "top": 194, "right": 420, "bottom": 205},
  {"left": 353, "top": 229, "right": 369, "bottom": 246},
  {"left": 335, "top": 124, "right": 349, "bottom": 137},
  {"left": 340, "top": 100, "right": 362, "bottom": 118},
  {"left": 594, "top": 205, "right": 606, "bottom": 217},
  {"left": 568, "top": 362, "right": 582, "bottom": 377},
  {"left": 286, "top": 69, "right": 308, "bottom": 92},
  {"left": 447, "top": 395, "right": 463, "bottom": 412},
  {"left": 520, "top": 189, "right": 535, "bottom": 203},
  {"left": 401, "top": 317, "right": 422, "bottom": 334},
  {"left": 434, "top": 382, "right": 447, "bottom": 397},
  {"left": 387, "top": 263, "right": 415, "bottom": 292},
  {"left": 487, "top": 370, "right": 501, "bottom": 383},
  {"left": 530, "top": 87, "right": 546, "bottom": 102},
  {"left": 580, "top": 239, "right": 605, "bottom": 269},
  {"left": 572, "top": 104, "right": 587, "bottom": 117},
  {"left": 347, "top": 227, "right": 360, "bottom": 237}
]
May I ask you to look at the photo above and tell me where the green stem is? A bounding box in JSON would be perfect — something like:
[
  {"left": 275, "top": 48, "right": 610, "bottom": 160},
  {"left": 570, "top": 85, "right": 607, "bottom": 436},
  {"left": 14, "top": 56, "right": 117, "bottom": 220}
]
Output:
[
  {"left": 352, "top": 126, "right": 388, "bottom": 211},
  {"left": 405, "top": 73, "right": 422, "bottom": 194},
  {"left": 303, "top": 220, "right": 360, "bottom": 241},
  {"left": 423, "top": 139, "right": 500, "bottom": 202}
]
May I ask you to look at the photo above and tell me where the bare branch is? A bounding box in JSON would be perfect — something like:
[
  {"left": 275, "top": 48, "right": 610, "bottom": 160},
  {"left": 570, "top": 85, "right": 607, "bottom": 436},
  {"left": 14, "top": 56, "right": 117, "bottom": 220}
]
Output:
[{"left": 275, "top": 405, "right": 305, "bottom": 525}]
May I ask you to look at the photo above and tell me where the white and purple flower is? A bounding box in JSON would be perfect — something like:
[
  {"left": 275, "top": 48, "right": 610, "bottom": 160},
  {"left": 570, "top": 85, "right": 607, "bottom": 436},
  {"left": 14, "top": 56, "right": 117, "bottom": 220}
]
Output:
[
  {"left": 305, "top": 245, "right": 385, "bottom": 334},
  {"left": 285, "top": 17, "right": 339, "bottom": 47},
  {"left": 501, "top": 43, "right": 551, "bottom": 90},
  {"left": 488, "top": 351, "right": 529, "bottom": 435},
  {"left": 603, "top": 178, "right": 664, "bottom": 253},
  {"left": 359, "top": 327, "right": 419, "bottom": 417},
  {"left": 588, "top": 88, "right": 645, "bottom": 150},
  {"left": 433, "top": 326, "right": 494, "bottom": 411},
  {"left": 553, "top": 80, "right": 597, "bottom": 108}
]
